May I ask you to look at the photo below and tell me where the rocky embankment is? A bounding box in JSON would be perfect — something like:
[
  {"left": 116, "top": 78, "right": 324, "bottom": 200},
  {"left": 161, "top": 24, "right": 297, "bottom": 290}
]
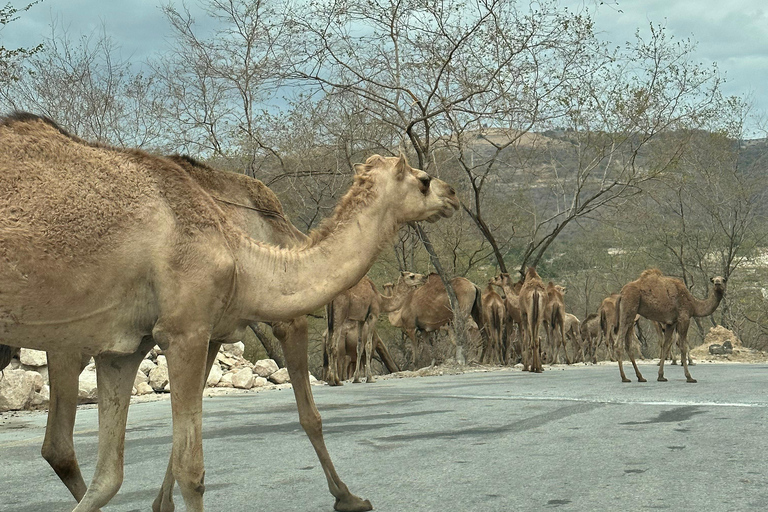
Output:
[{"left": 0, "top": 342, "right": 320, "bottom": 412}]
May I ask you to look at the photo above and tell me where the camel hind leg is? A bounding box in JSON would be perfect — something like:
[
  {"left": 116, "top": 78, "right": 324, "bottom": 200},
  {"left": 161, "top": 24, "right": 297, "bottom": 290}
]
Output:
[
  {"left": 41, "top": 352, "right": 92, "bottom": 504},
  {"left": 657, "top": 326, "right": 676, "bottom": 382},
  {"left": 676, "top": 320, "right": 697, "bottom": 383},
  {"left": 275, "top": 318, "right": 373, "bottom": 512}
]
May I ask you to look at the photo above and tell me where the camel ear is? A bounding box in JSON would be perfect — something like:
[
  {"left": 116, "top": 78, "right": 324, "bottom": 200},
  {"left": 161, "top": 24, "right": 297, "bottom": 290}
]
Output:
[
  {"left": 353, "top": 163, "right": 368, "bottom": 175},
  {"left": 395, "top": 153, "right": 409, "bottom": 180}
]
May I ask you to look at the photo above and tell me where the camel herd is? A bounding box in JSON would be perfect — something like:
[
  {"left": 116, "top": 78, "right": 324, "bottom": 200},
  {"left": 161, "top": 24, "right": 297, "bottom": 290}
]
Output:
[{"left": 0, "top": 112, "right": 728, "bottom": 512}]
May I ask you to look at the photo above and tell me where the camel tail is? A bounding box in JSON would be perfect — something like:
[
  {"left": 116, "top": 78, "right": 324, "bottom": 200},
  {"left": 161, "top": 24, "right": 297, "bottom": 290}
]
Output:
[
  {"left": 0, "top": 344, "right": 17, "bottom": 372},
  {"left": 530, "top": 290, "right": 541, "bottom": 333},
  {"left": 472, "top": 285, "right": 485, "bottom": 338},
  {"left": 613, "top": 296, "right": 622, "bottom": 335}
]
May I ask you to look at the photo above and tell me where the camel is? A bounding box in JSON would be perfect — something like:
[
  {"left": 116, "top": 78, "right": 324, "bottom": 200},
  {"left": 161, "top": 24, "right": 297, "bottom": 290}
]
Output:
[
  {"left": 563, "top": 313, "right": 584, "bottom": 362},
  {"left": 330, "top": 322, "right": 399, "bottom": 382},
  {"left": 386, "top": 273, "right": 484, "bottom": 367},
  {"left": 325, "top": 272, "right": 425, "bottom": 385},
  {"left": 518, "top": 267, "right": 547, "bottom": 373},
  {"left": 543, "top": 282, "right": 570, "bottom": 365},
  {"left": 481, "top": 282, "right": 506, "bottom": 365},
  {"left": 0, "top": 112, "right": 458, "bottom": 512},
  {"left": 614, "top": 269, "right": 727, "bottom": 383},
  {"left": 490, "top": 273, "right": 524, "bottom": 364},
  {"left": 0, "top": 152, "right": 314, "bottom": 512},
  {"left": 598, "top": 293, "right": 621, "bottom": 361},
  {"left": 580, "top": 313, "right": 600, "bottom": 363}
]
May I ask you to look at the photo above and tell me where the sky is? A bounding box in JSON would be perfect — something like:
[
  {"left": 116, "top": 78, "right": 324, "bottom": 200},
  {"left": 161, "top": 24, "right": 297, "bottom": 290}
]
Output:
[{"left": 2, "top": 0, "right": 767, "bottom": 136}]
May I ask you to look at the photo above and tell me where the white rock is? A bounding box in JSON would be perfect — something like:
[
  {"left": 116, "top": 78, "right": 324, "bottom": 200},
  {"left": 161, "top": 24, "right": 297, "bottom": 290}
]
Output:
[
  {"left": 218, "top": 372, "right": 234, "bottom": 387},
  {"left": 221, "top": 342, "right": 245, "bottom": 358},
  {"left": 252, "top": 376, "right": 268, "bottom": 388},
  {"left": 268, "top": 368, "right": 290, "bottom": 384},
  {"left": 163, "top": 382, "right": 171, "bottom": 393},
  {"left": 206, "top": 364, "right": 223, "bottom": 387},
  {"left": 0, "top": 369, "right": 37, "bottom": 411},
  {"left": 135, "top": 382, "right": 154, "bottom": 395},
  {"left": 26, "top": 371, "right": 44, "bottom": 393},
  {"left": 253, "top": 359, "right": 279, "bottom": 378},
  {"left": 139, "top": 359, "right": 156, "bottom": 376},
  {"left": 19, "top": 348, "right": 47, "bottom": 367},
  {"left": 232, "top": 368, "right": 255, "bottom": 389},
  {"left": 156, "top": 355, "right": 167, "bottom": 368},
  {"left": 149, "top": 365, "right": 170, "bottom": 392},
  {"left": 21, "top": 364, "right": 48, "bottom": 385},
  {"left": 78, "top": 367, "right": 99, "bottom": 404},
  {"left": 134, "top": 369, "right": 149, "bottom": 389},
  {"left": 31, "top": 384, "right": 50, "bottom": 407}
]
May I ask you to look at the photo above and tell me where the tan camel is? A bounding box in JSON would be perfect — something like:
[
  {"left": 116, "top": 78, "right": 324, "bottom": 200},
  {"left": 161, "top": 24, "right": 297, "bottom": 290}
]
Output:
[
  {"left": 543, "top": 282, "right": 570, "bottom": 365},
  {"left": 326, "top": 272, "right": 425, "bottom": 385},
  {"left": 580, "top": 313, "right": 600, "bottom": 363},
  {"left": 598, "top": 293, "right": 621, "bottom": 361},
  {"left": 490, "top": 273, "right": 524, "bottom": 364},
  {"left": 518, "top": 267, "right": 547, "bottom": 373},
  {"left": 0, "top": 113, "right": 458, "bottom": 512},
  {"left": 0, "top": 153, "right": 313, "bottom": 512},
  {"left": 331, "top": 322, "right": 399, "bottom": 381},
  {"left": 614, "top": 269, "right": 727, "bottom": 383},
  {"left": 386, "top": 273, "right": 484, "bottom": 367},
  {"left": 563, "top": 312, "right": 584, "bottom": 362},
  {"left": 481, "top": 282, "right": 506, "bottom": 365}
]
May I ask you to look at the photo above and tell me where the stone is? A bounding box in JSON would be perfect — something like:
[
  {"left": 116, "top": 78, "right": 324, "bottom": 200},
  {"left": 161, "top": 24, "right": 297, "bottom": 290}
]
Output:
[
  {"left": 206, "top": 364, "right": 223, "bottom": 387},
  {"left": 218, "top": 373, "right": 234, "bottom": 387},
  {"left": 134, "top": 369, "right": 149, "bottom": 389},
  {"left": 722, "top": 340, "right": 734, "bottom": 353},
  {"left": 253, "top": 359, "right": 279, "bottom": 378},
  {"left": 156, "top": 355, "right": 167, "bottom": 367},
  {"left": 135, "top": 382, "right": 154, "bottom": 395},
  {"left": 31, "top": 385, "right": 50, "bottom": 407},
  {"left": 149, "top": 365, "right": 170, "bottom": 392},
  {"left": 19, "top": 348, "right": 47, "bottom": 367},
  {"left": 21, "top": 364, "right": 48, "bottom": 384},
  {"left": 139, "top": 359, "right": 156, "bottom": 375},
  {"left": 709, "top": 344, "right": 725, "bottom": 355},
  {"left": 78, "top": 367, "right": 99, "bottom": 404},
  {"left": 232, "top": 368, "right": 255, "bottom": 389},
  {"left": 0, "top": 369, "right": 37, "bottom": 412},
  {"left": 221, "top": 342, "right": 245, "bottom": 358},
  {"left": 268, "top": 368, "right": 290, "bottom": 384},
  {"left": 252, "top": 376, "right": 268, "bottom": 388},
  {"left": 26, "top": 371, "right": 44, "bottom": 393}
]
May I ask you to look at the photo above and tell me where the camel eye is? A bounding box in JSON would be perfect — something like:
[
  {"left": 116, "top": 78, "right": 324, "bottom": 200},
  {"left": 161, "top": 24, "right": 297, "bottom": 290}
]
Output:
[{"left": 418, "top": 176, "right": 431, "bottom": 193}]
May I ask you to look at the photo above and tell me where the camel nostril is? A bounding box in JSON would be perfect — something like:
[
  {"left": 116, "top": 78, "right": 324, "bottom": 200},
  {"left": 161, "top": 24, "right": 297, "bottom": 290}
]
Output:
[{"left": 448, "top": 186, "right": 456, "bottom": 195}]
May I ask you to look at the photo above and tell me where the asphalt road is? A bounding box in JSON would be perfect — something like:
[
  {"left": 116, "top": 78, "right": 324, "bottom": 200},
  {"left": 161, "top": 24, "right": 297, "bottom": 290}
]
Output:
[{"left": 1, "top": 363, "right": 767, "bottom": 512}]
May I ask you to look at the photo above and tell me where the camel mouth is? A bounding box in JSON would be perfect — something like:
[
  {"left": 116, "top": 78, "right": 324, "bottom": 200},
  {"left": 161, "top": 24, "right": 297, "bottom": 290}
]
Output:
[{"left": 424, "top": 197, "right": 459, "bottom": 222}]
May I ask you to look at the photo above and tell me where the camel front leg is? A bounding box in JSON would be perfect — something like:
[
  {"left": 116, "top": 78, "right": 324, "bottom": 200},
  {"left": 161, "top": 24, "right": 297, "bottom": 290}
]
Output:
[
  {"left": 559, "top": 325, "right": 572, "bottom": 365},
  {"left": 623, "top": 329, "right": 646, "bottom": 383},
  {"left": 362, "top": 319, "right": 376, "bottom": 383},
  {"left": 41, "top": 352, "right": 91, "bottom": 504},
  {"left": 72, "top": 349, "right": 148, "bottom": 512},
  {"left": 153, "top": 341, "right": 222, "bottom": 512},
  {"left": 274, "top": 318, "right": 373, "bottom": 512},
  {"left": 676, "top": 321, "right": 697, "bottom": 383}
]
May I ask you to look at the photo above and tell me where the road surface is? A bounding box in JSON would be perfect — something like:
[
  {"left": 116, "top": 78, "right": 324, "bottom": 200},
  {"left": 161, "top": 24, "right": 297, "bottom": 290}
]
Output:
[{"left": 1, "top": 362, "right": 767, "bottom": 511}]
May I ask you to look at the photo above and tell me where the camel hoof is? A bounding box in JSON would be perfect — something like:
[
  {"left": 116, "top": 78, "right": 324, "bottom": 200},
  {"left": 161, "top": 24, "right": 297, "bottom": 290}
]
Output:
[
  {"left": 657, "top": 377, "right": 668, "bottom": 382},
  {"left": 638, "top": 378, "right": 647, "bottom": 383},
  {"left": 334, "top": 495, "right": 373, "bottom": 512},
  {"left": 687, "top": 378, "right": 698, "bottom": 384},
  {"left": 622, "top": 378, "right": 631, "bottom": 383},
  {"left": 366, "top": 377, "right": 376, "bottom": 383}
]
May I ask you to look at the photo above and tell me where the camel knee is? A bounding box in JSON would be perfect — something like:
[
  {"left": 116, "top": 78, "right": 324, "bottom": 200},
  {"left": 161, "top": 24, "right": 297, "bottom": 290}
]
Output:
[
  {"left": 41, "top": 439, "right": 78, "bottom": 480},
  {"left": 173, "top": 464, "right": 206, "bottom": 499},
  {"left": 299, "top": 409, "right": 323, "bottom": 437}
]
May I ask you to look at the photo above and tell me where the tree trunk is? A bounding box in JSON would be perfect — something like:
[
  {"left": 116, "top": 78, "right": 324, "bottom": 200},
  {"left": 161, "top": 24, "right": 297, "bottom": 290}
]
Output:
[
  {"left": 413, "top": 223, "right": 467, "bottom": 364},
  {"left": 249, "top": 322, "right": 286, "bottom": 368}
]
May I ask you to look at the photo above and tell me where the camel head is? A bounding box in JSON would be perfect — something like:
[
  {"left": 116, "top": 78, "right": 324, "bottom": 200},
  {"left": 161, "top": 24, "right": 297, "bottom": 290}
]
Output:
[
  {"left": 710, "top": 276, "right": 727, "bottom": 294},
  {"left": 399, "top": 271, "right": 427, "bottom": 288},
  {"left": 353, "top": 154, "right": 459, "bottom": 223},
  {"left": 524, "top": 266, "right": 541, "bottom": 281}
]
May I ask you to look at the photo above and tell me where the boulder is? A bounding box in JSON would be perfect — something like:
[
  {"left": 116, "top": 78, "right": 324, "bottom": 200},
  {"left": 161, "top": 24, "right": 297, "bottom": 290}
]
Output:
[
  {"left": 139, "top": 359, "right": 157, "bottom": 375},
  {"left": 134, "top": 369, "right": 149, "bottom": 389},
  {"left": 268, "top": 368, "right": 291, "bottom": 384},
  {"left": 19, "top": 348, "right": 47, "bottom": 367},
  {"left": 135, "top": 382, "right": 154, "bottom": 395},
  {"left": 78, "top": 367, "right": 99, "bottom": 404},
  {"left": 149, "top": 365, "right": 170, "bottom": 392},
  {"left": 20, "top": 364, "right": 48, "bottom": 385},
  {"left": 0, "top": 369, "right": 37, "bottom": 411},
  {"left": 221, "top": 342, "right": 245, "bottom": 358},
  {"left": 217, "top": 372, "right": 233, "bottom": 387},
  {"left": 31, "top": 384, "right": 50, "bottom": 408},
  {"left": 252, "top": 376, "right": 268, "bottom": 388},
  {"left": 709, "top": 344, "right": 725, "bottom": 355},
  {"left": 206, "top": 364, "right": 223, "bottom": 387},
  {"left": 253, "top": 359, "right": 279, "bottom": 378},
  {"left": 232, "top": 368, "right": 255, "bottom": 389}
]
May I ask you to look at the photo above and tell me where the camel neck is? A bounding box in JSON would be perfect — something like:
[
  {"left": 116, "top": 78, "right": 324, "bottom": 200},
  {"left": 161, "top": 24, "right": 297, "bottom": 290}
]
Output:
[{"left": 230, "top": 199, "right": 399, "bottom": 322}]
